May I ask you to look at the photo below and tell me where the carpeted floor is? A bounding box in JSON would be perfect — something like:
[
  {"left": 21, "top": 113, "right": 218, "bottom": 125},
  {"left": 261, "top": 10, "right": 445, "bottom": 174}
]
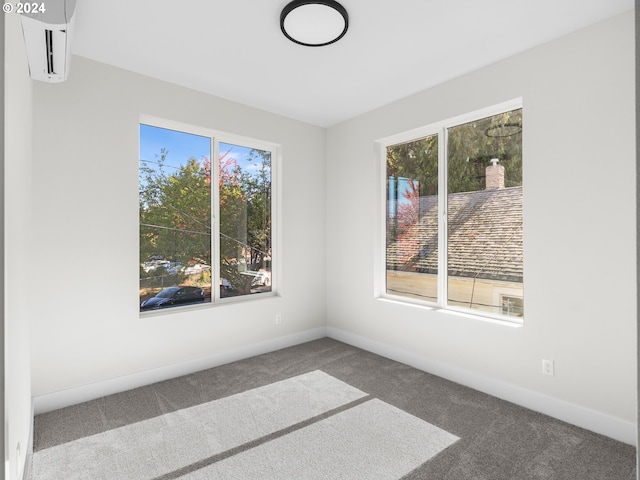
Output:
[{"left": 29, "top": 338, "right": 637, "bottom": 479}]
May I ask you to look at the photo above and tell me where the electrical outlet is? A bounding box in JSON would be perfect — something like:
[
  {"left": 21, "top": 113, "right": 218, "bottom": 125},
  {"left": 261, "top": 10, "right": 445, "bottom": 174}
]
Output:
[
  {"left": 275, "top": 314, "right": 282, "bottom": 325},
  {"left": 542, "top": 359, "right": 554, "bottom": 376}
]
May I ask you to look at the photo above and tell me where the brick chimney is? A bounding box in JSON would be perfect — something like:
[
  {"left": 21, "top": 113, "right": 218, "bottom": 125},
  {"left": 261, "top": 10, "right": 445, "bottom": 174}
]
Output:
[{"left": 486, "top": 158, "right": 505, "bottom": 190}]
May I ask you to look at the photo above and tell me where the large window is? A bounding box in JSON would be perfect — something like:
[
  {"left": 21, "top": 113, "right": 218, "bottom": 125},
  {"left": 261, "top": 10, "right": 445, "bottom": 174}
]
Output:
[
  {"left": 139, "top": 119, "right": 275, "bottom": 312},
  {"left": 383, "top": 101, "right": 523, "bottom": 322}
]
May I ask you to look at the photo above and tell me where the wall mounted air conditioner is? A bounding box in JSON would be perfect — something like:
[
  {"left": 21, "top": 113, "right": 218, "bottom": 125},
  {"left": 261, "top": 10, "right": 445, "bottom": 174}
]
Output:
[{"left": 21, "top": 0, "right": 78, "bottom": 82}]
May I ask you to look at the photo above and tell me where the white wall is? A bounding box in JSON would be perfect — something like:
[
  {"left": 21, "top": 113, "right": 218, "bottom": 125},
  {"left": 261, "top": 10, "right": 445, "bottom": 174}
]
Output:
[
  {"left": 5, "top": 13, "right": 34, "bottom": 480},
  {"left": 326, "top": 11, "right": 636, "bottom": 441},
  {"left": 30, "top": 57, "right": 327, "bottom": 397},
  {"left": 21, "top": 6, "right": 637, "bottom": 450}
]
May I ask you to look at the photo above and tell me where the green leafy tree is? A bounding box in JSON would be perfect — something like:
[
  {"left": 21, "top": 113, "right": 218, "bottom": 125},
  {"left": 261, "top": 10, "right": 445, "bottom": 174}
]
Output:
[
  {"left": 140, "top": 145, "right": 272, "bottom": 297},
  {"left": 243, "top": 149, "right": 271, "bottom": 269},
  {"left": 218, "top": 147, "right": 271, "bottom": 296},
  {"left": 447, "top": 109, "right": 522, "bottom": 193},
  {"left": 140, "top": 149, "right": 211, "bottom": 272},
  {"left": 386, "top": 109, "right": 522, "bottom": 198},
  {"left": 385, "top": 109, "right": 522, "bottom": 268},
  {"left": 386, "top": 135, "right": 439, "bottom": 197}
]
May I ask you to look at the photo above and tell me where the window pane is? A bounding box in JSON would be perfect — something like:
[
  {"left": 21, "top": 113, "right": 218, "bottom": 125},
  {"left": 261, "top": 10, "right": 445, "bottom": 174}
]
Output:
[
  {"left": 219, "top": 143, "right": 272, "bottom": 298},
  {"left": 446, "top": 109, "right": 523, "bottom": 318},
  {"left": 139, "top": 125, "right": 212, "bottom": 311},
  {"left": 385, "top": 135, "right": 439, "bottom": 301}
]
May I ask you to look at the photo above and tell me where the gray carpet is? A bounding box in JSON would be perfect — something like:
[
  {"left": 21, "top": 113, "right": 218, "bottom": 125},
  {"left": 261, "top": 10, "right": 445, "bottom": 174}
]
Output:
[
  {"left": 30, "top": 371, "right": 458, "bottom": 479},
  {"left": 29, "top": 338, "right": 636, "bottom": 479}
]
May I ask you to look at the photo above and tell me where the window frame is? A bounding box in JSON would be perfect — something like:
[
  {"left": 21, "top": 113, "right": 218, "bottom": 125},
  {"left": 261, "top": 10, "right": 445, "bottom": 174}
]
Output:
[
  {"left": 376, "top": 99, "right": 523, "bottom": 324},
  {"left": 139, "top": 115, "right": 280, "bottom": 315}
]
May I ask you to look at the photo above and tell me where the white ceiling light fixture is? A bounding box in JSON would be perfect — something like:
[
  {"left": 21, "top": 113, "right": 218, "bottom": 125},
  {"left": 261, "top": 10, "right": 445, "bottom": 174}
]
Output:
[{"left": 280, "top": 0, "right": 349, "bottom": 47}]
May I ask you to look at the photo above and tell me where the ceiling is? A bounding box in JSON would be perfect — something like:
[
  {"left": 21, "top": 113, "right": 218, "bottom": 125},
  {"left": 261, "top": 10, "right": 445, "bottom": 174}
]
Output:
[{"left": 71, "top": 0, "right": 633, "bottom": 127}]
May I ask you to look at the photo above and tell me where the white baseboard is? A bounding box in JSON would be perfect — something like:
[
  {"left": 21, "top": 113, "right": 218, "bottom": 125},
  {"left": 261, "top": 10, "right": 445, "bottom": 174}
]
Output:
[
  {"left": 32, "top": 325, "right": 636, "bottom": 446},
  {"left": 326, "top": 326, "right": 637, "bottom": 446},
  {"left": 33, "top": 327, "right": 327, "bottom": 415}
]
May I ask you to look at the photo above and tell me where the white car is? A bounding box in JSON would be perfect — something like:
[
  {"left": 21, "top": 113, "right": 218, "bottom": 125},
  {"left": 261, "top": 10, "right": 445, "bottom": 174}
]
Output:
[{"left": 183, "top": 264, "right": 211, "bottom": 275}]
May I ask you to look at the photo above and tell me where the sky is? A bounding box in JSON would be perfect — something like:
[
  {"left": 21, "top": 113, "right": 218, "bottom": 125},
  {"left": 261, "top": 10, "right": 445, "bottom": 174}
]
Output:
[
  {"left": 388, "top": 177, "right": 417, "bottom": 218},
  {"left": 140, "top": 124, "right": 270, "bottom": 176},
  {"left": 140, "top": 124, "right": 210, "bottom": 174}
]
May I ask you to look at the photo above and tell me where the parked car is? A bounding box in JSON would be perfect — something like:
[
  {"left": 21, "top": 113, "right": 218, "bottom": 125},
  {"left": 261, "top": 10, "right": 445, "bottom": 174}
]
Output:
[
  {"left": 140, "top": 286, "right": 205, "bottom": 310},
  {"left": 183, "top": 263, "right": 210, "bottom": 275},
  {"left": 251, "top": 271, "right": 271, "bottom": 287},
  {"left": 142, "top": 259, "right": 170, "bottom": 273},
  {"left": 165, "top": 262, "right": 183, "bottom": 275}
]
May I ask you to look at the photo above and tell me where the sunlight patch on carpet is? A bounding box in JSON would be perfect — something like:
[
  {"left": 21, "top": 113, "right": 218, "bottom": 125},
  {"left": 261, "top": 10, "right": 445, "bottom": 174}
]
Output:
[
  {"left": 30, "top": 370, "right": 458, "bottom": 480},
  {"left": 182, "top": 398, "right": 459, "bottom": 480}
]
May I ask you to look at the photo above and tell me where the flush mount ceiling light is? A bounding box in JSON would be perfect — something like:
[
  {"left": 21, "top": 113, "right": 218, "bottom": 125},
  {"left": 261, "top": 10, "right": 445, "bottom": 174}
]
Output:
[{"left": 280, "top": 0, "right": 349, "bottom": 47}]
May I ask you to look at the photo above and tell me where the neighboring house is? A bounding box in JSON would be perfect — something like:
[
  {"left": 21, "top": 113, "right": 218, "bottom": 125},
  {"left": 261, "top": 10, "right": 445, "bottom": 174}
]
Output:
[{"left": 386, "top": 164, "right": 523, "bottom": 317}]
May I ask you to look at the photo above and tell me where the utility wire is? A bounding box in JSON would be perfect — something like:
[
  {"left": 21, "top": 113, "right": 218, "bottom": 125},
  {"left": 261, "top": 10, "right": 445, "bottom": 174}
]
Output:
[
  {"left": 140, "top": 223, "right": 210, "bottom": 236},
  {"left": 140, "top": 224, "right": 270, "bottom": 257}
]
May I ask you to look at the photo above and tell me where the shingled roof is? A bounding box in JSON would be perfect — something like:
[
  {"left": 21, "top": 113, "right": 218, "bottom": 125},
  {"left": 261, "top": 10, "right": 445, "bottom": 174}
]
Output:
[{"left": 386, "top": 186, "right": 523, "bottom": 282}]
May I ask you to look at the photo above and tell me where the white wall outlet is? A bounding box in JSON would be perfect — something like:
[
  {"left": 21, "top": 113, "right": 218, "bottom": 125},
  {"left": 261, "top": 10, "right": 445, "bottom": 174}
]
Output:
[
  {"left": 542, "top": 359, "right": 554, "bottom": 376},
  {"left": 275, "top": 314, "right": 282, "bottom": 325}
]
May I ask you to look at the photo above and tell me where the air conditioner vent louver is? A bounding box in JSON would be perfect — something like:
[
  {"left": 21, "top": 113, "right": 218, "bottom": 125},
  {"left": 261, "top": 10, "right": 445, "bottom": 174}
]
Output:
[{"left": 45, "top": 30, "right": 55, "bottom": 74}]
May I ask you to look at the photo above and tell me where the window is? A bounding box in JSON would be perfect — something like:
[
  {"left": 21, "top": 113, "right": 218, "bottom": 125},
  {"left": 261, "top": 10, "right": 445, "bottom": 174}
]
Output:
[
  {"left": 139, "top": 119, "right": 275, "bottom": 312},
  {"left": 501, "top": 295, "right": 524, "bottom": 317},
  {"left": 382, "top": 101, "right": 523, "bottom": 322}
]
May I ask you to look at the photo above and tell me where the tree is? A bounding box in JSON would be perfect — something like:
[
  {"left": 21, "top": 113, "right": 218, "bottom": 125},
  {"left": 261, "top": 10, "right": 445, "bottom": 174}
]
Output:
[
  {"left": 386, "top": 108, "right": 522, "bottom": 197},
  {"left": 447, "top": 109, "right": 522, "bottom": 193},
  {"left": 243, "top": 149, "right": 272, "bottom": 269},
  {"left": 140, "top": 144, "right": 272, "bottom": 297},
  {"left": 385, "top": 109, "right": 523, "bottom": 272},
  {"left": 140, "top": 149, "right": 211, "bottom": 269},
  {"left": 218, "top": 147, "right": 271, "bottom": 296},
  {"left": 386, "top": 134, "right": 438, "bottom": 197}
]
